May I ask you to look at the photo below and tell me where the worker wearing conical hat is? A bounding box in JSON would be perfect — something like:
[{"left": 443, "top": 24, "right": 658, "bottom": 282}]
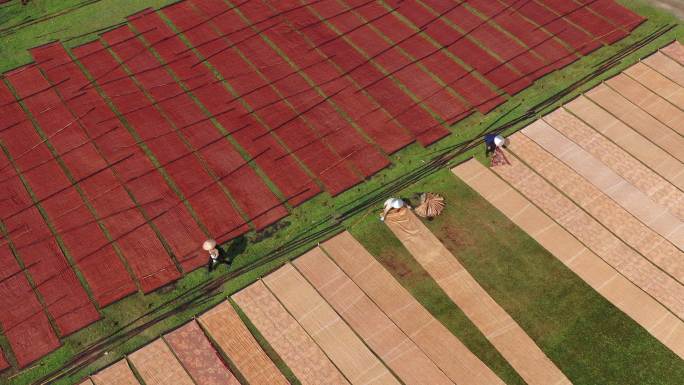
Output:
[{"left": 204, "top": 239, "right": 229, "bottom": 272}]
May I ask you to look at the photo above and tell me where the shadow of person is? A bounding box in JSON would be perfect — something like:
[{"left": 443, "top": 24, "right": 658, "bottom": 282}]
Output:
[{"left": 224, "top": 235, "right": 247, "bottom": 264}]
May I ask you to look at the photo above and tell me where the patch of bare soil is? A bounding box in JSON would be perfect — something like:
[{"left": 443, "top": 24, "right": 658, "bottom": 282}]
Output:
[
  {"left": 441, "top": 225, "right": 475, "bottom": 249},
  {"left": 381, "top": 254, "right": 413, "bottom": 277}
]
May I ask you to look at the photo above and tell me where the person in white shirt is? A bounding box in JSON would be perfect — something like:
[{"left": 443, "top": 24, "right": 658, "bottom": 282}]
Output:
[{"left": 381, "top": 197, "right": 407, "bottom": 221}]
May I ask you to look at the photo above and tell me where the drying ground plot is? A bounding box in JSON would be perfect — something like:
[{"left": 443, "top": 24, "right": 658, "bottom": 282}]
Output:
[
  {"left": 0, "top": 0, "right": 645, "bottom": 369},
  {"left": 1, "top": 0, "right": 683, "bottom": 384}
]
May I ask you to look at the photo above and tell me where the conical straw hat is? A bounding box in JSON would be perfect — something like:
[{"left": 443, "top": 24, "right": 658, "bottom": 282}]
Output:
[{"left": 202, "top": 239, "right": 217, "bottom": 251}]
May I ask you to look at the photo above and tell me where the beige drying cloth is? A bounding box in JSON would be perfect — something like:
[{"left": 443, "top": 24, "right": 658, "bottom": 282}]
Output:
[
  {"left": 199, "top": 301, "right": 290, "bottom": 385},
  {"left": 293, "top": 248, "right": 454, "bottom": 385},
  {"left": 453, "top": 158, "right": 684, "bottom": 359},
  {"left": 661, "top": 41, "right": 684, "bottom": 65},
  {"left": 414, "top": 192, "right": 445, "bottom": 218},
  {"left": 264, "top": 263, "right": 400, "bottom": 385},
  {"left": 586, "top": 84, "right": 684, "bottom": 161},
  {"left": 544, "top": 106, "right": 684, "bottom": 217},
  {"left": 492, "top": 142, "right": 684, "bottom": 319},
  {"left": 321, "top": 232, "right": 505, "bottom": 385},
  {"left": 605, "top": 73, "right": 684, "bottom": 136},
  {"left": 232, "top": 281, "right": 349, "bottom": 385},
  {"left": 643, "top": 51, "right": 684, "bottom": 89},
  {"left": 512, "top": 129, "right": 684, "bottom": 282},
  {"left": 565, "top": 95, "right": 684, "bottom": 191},
  {"left": 385, "top": 208, "right": 571, "bottom": 385},
  {"left": 91, "top": 359, "right": 141, "bottom": 385},
  {"left": 128, "top": 339, "right": 195, "bottom": 385}
]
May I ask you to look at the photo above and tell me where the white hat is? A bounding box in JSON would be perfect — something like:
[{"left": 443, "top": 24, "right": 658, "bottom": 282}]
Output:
[
  {"left": 202, "top": 239, "right": 217, "bottom": 251},
  {"left": 385, "top": 198, "right": 405, "bottom": 209},
  {"left": 494, "top": 135, "right": 506, "bottom": 147}
]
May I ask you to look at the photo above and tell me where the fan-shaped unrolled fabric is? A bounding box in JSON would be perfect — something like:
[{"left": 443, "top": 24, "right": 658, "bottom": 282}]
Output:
[{"left": 415, "top": 193, "right": 445, "bottom": 218}]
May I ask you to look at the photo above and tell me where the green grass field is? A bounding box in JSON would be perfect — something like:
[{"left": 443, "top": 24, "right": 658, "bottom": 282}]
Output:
[{"left": 0, "top": 0, "right": 683, "bottom": 384}]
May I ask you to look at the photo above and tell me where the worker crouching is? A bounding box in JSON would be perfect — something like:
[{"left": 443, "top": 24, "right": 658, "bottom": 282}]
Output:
[{"left": 381, "top": 197, "right": 409, "bottom": 221}]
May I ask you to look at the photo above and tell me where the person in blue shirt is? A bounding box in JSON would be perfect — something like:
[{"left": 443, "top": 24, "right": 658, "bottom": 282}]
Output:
[{"left": 485, "top": 134, "right": 506, "bottom": 156}]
